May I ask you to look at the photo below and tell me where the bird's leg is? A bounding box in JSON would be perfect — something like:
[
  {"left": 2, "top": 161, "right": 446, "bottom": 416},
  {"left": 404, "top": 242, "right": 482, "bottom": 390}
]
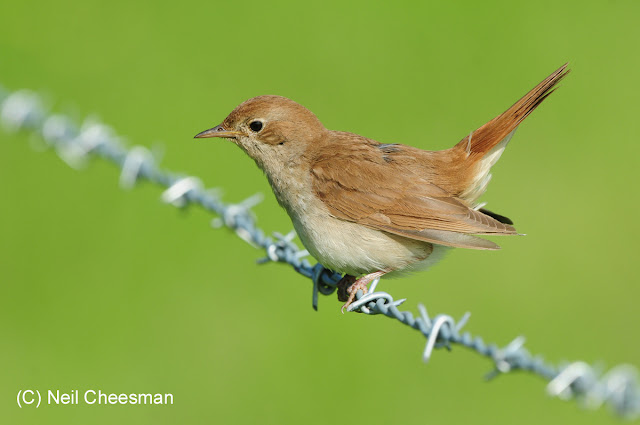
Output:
[
  {"left": 341, "top": 270, "right": 388, "bottom": 313},
  {"left": 337, "top": 274, "right": 357, "bottom": 302}
]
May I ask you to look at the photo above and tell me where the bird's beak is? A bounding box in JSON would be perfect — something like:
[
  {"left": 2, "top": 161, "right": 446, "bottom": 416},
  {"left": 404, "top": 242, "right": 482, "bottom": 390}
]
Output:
[{"left": 194, "top": 124, "right": 242, "bottom": 139}]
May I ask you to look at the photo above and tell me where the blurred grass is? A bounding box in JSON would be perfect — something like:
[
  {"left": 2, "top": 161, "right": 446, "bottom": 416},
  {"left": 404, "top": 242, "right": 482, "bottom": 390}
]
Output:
[{"left": 1, "top": 0, "right": 639, "bottom": 424}]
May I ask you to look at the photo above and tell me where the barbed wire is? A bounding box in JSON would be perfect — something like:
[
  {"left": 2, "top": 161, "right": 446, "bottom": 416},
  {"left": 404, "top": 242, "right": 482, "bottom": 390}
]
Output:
[{"left": 1, "top": 87, "right": 638, "bottom": 419}]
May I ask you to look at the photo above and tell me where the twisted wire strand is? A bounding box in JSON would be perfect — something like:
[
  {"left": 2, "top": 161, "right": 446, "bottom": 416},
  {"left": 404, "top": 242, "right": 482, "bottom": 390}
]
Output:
[{"left": 1, "top": 87, "right": 638, "bottom": 419}]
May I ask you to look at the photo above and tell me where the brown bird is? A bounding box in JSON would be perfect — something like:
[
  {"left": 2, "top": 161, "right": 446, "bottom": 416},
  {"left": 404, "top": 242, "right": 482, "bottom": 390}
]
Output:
[{"left": 195, "top": 64, "right": 569, "bottom": 311}]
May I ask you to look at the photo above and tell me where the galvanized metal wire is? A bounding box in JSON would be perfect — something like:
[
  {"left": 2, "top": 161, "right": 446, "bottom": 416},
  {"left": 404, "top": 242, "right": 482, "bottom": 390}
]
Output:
[{"left": 2, "top": 87, "right": 639, "bottom": 419}]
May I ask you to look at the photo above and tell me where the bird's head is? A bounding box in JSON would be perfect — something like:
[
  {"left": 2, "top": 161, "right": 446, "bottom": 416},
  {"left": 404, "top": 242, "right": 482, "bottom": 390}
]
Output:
[{"left": 195, "top": 95, "right": 326, "bottom": 170}]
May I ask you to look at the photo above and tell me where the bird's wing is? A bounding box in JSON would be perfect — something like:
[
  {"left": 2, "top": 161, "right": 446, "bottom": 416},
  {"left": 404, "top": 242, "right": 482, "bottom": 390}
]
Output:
[{"left": 311, "top": 152, "right": 517, "bottom": 250}]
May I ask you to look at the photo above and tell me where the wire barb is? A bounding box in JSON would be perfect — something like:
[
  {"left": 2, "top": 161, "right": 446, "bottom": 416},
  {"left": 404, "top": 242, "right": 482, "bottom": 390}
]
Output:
[
  {"left": 2, "top": 87, "right": 639, "bottom": 420},
  {"left": 161, "top": 176, "right": 204, "bottom": 207},
  {"left": 120, "top": 146, "right": 155, "bottom": 189}
]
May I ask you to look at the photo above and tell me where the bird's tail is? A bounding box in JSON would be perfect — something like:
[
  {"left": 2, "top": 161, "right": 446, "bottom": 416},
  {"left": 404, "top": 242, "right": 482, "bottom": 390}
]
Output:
[{"left": 453, "top": 63, "right": 570, "bottom": 202}]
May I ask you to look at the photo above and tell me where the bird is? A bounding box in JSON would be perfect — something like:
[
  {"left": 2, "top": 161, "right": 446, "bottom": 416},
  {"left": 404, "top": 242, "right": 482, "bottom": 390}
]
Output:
[{"left": 195, "top": 63, "right": 570, "bottom": 312}]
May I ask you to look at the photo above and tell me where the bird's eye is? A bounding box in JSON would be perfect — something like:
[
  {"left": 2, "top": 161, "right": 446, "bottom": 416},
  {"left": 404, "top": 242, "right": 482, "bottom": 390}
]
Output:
[{"left": 249, "top": 121, "right": 263, "bottom": 132}]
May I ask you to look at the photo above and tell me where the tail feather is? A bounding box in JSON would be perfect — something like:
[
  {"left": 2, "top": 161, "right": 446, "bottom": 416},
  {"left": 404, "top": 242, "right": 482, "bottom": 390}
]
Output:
[
  {"left": 455, "top": 63, "right": 570, "bottom": 157},
  {"left": 453, "top": 63, "right": 570, "bottom": 203}
]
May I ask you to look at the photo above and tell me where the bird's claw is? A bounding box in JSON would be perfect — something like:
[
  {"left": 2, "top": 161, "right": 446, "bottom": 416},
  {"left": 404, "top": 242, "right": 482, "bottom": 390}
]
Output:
[{"left": 341, "top": 281, "right": 370, "bottom": 313}]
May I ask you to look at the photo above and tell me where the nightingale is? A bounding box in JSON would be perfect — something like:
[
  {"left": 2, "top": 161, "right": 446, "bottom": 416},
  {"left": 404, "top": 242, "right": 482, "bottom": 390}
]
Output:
[{"left": 195, "top": 64, "right": 569, "bottom": 311}]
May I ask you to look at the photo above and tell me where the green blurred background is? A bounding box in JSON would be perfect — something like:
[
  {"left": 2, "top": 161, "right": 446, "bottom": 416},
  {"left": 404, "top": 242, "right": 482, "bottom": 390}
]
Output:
[{"left": 1, "top": 0, "right": 639, "bottom": 423}]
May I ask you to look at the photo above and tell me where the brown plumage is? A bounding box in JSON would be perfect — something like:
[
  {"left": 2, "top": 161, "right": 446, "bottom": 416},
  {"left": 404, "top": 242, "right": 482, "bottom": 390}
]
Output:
[{"left": 195, "top": 63, "right": 570, "bottom": 311}]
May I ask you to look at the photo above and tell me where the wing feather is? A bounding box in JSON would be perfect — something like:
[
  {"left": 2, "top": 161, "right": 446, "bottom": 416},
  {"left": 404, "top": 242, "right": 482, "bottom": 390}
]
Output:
[{"left": 311, "top": 151, "right": 516, "bottom": 250}]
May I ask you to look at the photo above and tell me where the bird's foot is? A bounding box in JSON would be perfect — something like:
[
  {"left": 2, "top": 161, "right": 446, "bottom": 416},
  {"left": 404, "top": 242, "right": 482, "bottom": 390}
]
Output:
[
  {"left": 341, "top": 281, "right": 370, "bottom": 313},
  {"left": 340, "top": 271, "right": 387, "bottom": 313}
]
